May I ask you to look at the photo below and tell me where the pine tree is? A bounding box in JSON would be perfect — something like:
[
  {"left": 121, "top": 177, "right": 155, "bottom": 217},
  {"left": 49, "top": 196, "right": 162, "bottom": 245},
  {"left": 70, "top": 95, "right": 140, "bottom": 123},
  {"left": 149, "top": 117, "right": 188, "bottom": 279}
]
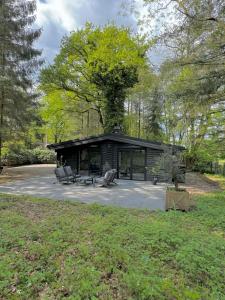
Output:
[
  {"left": 0, "top": 0, "right": 42, "bottom": 166},
  {"left": 144, "top": 87, "right": 163, "bottom": 140}
]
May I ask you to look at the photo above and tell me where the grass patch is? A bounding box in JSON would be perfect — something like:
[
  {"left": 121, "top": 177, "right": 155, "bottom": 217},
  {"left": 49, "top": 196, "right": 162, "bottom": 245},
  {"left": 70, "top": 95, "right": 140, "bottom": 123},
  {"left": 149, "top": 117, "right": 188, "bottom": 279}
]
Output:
[
  {"left": 219, "top": 159, "right": 225, "bottom": 164},
  {"left": 0, "top": 193, "right": 225, "bottom": 299},
  {"left": 205, "top": 173, "right": 225, "bottom": 190}
]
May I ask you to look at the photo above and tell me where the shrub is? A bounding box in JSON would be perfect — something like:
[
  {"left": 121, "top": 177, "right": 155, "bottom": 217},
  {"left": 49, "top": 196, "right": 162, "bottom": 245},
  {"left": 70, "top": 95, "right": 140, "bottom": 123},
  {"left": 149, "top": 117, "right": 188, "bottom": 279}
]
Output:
[
  {"left": 31, "top": 147, "right": 56, "bottom": 164},
  {"left": 3, "top": 146, "right": 55, "bottom": 166},
  {"left": 3, "top": 149, "right": 34, "bottom": 166}
]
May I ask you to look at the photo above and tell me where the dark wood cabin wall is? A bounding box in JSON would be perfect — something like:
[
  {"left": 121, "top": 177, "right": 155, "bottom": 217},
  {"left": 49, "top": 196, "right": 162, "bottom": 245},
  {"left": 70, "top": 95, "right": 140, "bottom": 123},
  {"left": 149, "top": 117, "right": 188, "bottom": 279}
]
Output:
[
  {"left": 101, "top": 142, "right": 114, "bottom": 172},
  {"left": 56, "top": 149, "right": 79, "bottom": 172},
  {"left": 67, "top": 152, "right": 78, "bottom": 172},
  {"left": 112, "top": 144, "right": 118, "bottom": 169},
  {"left": 55, "top": 141, "right": 177, "bottom": 182}
]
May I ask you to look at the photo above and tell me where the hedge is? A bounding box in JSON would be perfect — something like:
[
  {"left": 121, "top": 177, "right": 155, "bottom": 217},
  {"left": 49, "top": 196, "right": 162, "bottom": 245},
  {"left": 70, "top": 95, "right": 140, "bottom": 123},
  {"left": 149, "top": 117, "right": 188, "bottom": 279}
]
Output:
[{"left": 3, "top": 147, "right": 56, "bottom": 166}]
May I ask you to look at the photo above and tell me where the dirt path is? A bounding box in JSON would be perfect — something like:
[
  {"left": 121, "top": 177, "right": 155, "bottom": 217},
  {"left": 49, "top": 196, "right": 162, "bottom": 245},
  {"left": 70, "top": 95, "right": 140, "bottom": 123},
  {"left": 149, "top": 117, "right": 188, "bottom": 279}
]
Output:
[
  {"left": 0, "top": 164, "right": 55, "bottom": 183},
  {"left": 181, "top": 172, "right": 221, "bottom": 194}
]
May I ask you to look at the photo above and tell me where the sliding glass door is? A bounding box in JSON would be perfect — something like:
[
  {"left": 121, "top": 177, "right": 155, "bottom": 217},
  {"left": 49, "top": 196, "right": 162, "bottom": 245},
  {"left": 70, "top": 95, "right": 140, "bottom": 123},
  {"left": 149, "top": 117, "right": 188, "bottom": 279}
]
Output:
[
  {"left": 132, "top": 149, "right": 145, "bottom": 180},
  {"left": 118, "top": 148, "right": 146, "bottom": 180},
  {"left": 79, "top": 146, "right": 101, "bottom": 175},
  {"left": 89, "top": 149, "right": 101, "bottom": 175},
  {"left": 118, "top": 150, "right": 132, "bottom": 179}
]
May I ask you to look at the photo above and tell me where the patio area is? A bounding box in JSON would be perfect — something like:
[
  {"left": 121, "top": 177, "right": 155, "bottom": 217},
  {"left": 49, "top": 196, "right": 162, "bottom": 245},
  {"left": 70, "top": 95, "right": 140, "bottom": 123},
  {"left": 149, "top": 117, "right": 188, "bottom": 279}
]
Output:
[{"left": 0, "top": 175, "right": 167, "bottom": 210}]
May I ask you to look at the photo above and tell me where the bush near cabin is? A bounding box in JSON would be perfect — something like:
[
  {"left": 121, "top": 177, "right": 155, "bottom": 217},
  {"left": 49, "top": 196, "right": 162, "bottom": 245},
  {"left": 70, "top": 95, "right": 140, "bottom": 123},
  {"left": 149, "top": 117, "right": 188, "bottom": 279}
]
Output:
[{"left": 2, "top": 147, "right": 55, "bottom": 166}]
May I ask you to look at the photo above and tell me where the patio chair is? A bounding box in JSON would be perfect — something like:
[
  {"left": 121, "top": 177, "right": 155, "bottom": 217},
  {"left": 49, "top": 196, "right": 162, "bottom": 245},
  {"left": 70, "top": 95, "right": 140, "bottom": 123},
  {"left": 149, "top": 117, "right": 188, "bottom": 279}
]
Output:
[
  {"left": 63, "top": 166, "right": 80, "bottom": 182},
  {"left": 95, "top": 169, "right": 117, "bottom": 187},
  {"left": 110, "top": 169, "right": 118, "bottom": 185},
  {"left": 54, "top": 167, "right": 74, "bottom": 184}
]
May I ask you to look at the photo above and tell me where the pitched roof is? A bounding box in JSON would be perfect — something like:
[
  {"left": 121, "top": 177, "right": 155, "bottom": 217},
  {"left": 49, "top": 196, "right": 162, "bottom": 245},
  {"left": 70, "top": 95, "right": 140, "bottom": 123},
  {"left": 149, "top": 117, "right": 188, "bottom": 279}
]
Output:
[{"left": 47, "top": 133, "right": 185, "bottom": 151}]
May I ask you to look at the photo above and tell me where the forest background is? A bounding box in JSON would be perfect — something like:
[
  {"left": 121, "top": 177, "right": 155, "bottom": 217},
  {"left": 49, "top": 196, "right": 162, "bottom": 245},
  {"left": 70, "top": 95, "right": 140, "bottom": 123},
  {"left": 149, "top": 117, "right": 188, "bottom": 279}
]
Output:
[{"left": 1, "top": 0, "right": 224, "bottom": 172}]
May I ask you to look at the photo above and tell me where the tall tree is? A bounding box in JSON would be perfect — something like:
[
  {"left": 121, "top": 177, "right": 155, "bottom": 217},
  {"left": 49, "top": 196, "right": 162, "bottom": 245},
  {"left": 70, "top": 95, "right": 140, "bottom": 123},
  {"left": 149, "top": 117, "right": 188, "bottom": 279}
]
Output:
[
  {"left": 125, "top": 67, "right": 162, "bottom": 140},
  {"left": 0, "top": 0, "right": 42, "bottom": 166},
  {"left": 40, "top": 23, "right": 149, "bottom": 133},
  {"left": 130, "top": 0, "right": 225, "bottom": 99},
  {"left": 126, "top": 0, "right": 225, "bottom": 166},
  {"left": 144, "top": 86, "right": 163, "bottom": 140}
]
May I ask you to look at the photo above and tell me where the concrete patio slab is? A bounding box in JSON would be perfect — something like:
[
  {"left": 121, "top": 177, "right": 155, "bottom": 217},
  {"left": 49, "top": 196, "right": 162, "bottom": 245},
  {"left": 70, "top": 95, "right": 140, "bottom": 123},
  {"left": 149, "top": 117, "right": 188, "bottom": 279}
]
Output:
[{"left": 0, "top": 176, "right": 167, "bottom": 210}]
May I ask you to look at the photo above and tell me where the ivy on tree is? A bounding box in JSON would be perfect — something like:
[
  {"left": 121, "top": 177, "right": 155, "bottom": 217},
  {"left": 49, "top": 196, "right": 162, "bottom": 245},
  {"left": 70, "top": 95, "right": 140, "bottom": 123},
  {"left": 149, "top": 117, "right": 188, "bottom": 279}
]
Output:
[{"left": 40, "top": 23, "right": 149, "bottom": 133}]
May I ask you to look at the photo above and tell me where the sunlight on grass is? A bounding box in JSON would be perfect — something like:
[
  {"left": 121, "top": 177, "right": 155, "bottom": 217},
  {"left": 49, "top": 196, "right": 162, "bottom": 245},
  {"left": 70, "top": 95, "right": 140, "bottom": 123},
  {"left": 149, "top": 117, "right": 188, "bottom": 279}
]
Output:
[
  {"left": 205, "top": 173, "right": 225, "bottom": 190},
  {"left": 0, "top": 192, "right": 225, "bottom": 299}
]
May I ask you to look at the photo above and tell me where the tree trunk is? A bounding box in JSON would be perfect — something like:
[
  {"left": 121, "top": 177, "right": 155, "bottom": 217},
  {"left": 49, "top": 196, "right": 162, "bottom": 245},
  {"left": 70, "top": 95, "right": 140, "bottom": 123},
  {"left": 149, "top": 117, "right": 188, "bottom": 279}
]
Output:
[
  {"left": 81, "top": 113, "right": 84, "bottom": 130},
  {"left": 87, "top": 110, "right": 90, "bottom": 129},
  {"left": 104, "top": 89, "right": 125, "bottom": 133},
  {"left": 0, "top": 49, "right": 5, "bottom": 168},
  {"left": 54, "top": 134, "right": 58, "bottom": 144},
  {"left": 94, "top": 105, "right": 104, "bottom": 130},
  {"left": 138, "top": 96, "right": 141, "bottom": 138},
  {"left": 0, "top": 89, "right": 4, "bottom": 167}
]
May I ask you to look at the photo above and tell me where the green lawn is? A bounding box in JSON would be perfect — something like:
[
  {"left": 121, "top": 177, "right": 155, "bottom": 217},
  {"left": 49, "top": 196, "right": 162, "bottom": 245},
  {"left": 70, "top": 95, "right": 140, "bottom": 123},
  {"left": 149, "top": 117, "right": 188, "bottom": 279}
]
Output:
[
  {"left": 0, "top": 192, "right": 225, "bottom": 300},
  {"left": 205, "top": 174, "right": 225, "bottom": 190}
]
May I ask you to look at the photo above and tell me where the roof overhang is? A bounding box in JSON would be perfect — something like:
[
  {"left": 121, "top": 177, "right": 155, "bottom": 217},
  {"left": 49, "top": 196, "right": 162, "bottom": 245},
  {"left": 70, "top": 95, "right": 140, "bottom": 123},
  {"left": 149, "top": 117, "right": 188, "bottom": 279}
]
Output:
[{"left": 47, "top": 134, "right": 185, "bottom": 152}]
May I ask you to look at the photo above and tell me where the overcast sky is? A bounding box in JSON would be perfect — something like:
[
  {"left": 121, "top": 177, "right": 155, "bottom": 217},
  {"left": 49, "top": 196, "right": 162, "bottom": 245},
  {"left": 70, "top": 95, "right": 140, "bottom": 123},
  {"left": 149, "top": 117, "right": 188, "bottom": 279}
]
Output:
[{"left": 35, "top": 0, "right": 165, "bottom": 67}]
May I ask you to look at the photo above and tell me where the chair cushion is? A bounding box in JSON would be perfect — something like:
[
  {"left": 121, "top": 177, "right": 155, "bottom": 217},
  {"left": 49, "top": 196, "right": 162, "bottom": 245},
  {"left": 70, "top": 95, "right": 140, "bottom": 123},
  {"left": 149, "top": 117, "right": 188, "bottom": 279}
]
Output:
[
  {"left": 104, "top": 170, "right": 112, "bottom": 180},
  {"left": 55, "top": 167, "right": 66, "bottom": 178},
  {"left": 64, "top": 166, "right": 74, "bottom": 177}
]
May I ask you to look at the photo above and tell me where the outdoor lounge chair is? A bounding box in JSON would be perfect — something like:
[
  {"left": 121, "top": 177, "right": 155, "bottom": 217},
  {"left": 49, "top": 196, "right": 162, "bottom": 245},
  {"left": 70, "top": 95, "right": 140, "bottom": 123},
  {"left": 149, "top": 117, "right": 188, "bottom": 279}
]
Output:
[
  {"left": 95, "top": 169, "right": 117, "bottom": 187},
  {"left": 63, "top": 166, "right": 80, "bottom": 182},
  {"left": 54, "top": 167, "right": 75, "bottom": 184},
  {"left": 110, "top": 169, "right": 118, "bottom": 185}
]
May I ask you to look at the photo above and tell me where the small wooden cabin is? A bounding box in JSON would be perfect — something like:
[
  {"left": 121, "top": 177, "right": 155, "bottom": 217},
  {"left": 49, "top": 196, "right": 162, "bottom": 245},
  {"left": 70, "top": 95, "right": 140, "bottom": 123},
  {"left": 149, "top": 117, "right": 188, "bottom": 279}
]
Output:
[{"left": 48, "top": 133, "right": 185, "bottom": 182}]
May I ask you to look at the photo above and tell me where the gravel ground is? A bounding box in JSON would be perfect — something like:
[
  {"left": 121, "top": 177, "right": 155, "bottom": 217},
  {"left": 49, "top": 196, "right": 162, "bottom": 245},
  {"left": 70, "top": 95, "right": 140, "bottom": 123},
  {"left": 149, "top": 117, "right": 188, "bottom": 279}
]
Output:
[{"left": 0, "top": 164, "right": 55, "bottom": 183}]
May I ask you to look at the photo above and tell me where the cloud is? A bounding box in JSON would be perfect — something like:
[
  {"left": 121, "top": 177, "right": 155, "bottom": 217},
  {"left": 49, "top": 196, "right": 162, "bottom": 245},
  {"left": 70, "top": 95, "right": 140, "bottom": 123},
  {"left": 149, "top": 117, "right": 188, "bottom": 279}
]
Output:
[
  {"left": 34, "top": 0, "right": 168, "bottom": 67},
  {"left": 36, "top": 0, "right": 80, "bottom": 31},
  {"left": 35, "top": 0, "right": 137, "bottom": 64}
]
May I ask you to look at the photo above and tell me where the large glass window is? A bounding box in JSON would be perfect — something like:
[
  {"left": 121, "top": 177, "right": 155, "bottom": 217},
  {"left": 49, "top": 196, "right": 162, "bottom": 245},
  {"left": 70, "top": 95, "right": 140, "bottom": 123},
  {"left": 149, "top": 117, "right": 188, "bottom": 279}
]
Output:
[
  {"left": 65, "top": 153, "right": 78, "bottom": 173},
  {"left": 118, "top": 150, "right": 132, "bottom": 179},
  {"left": 118, "top": 148, "right": 146, "bottom": 180},
  {"left": 132, "top": 149, "right": 145, "bottom": 180},
  {"left": 80, "top": 149, "right": 89, "bottom": 174},
  {"left": 79, "top": 146, "right": 101, "bottom": 175},
  {"left": 89, "top": 149, "right": 101, "bottom": 175}
]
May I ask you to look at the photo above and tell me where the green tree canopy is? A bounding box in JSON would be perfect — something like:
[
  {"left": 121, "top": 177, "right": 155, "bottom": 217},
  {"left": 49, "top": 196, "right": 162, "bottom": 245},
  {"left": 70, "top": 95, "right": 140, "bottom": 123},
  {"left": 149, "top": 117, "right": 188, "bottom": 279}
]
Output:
[
  {"left": 124, "top": 0, "right": 225, "bottom": 166},
  {"left": 40, "top": 23, "right": 149, "bottom": 133}
]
